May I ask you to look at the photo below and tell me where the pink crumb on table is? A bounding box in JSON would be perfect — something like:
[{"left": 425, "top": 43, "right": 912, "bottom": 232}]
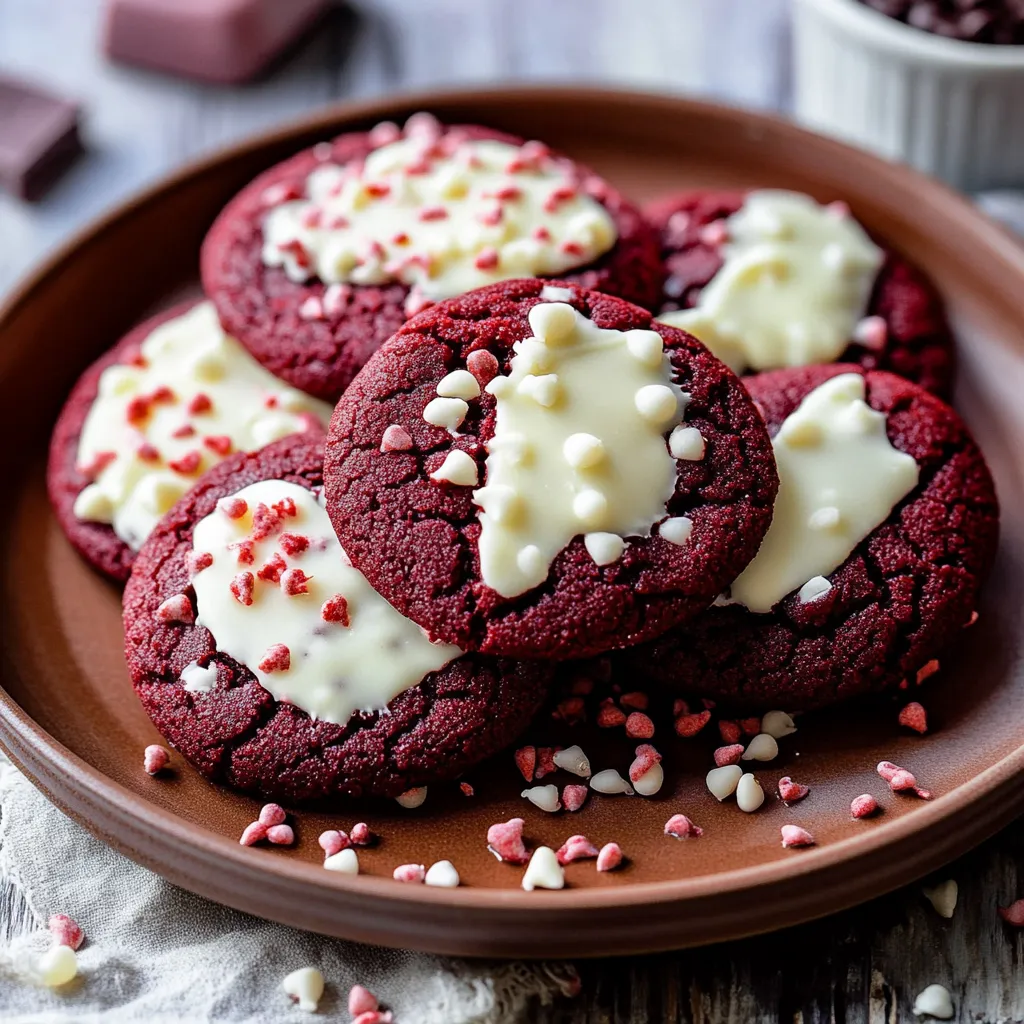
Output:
[
  {"left": 596, "top": 704, "right": 627, "bottom": 728},
  {"left": 664, "top": 814, "right": 703, "bottom": 839},
  {"left": 998, "top": 899, "right": 1024, "bottom": 926},
  {"left": 239, "top": 821, "right": 267, "bottom": 846},
  {"left": 48, "top": 914, "right": 84, "bottom": 950},
  {"left": 143, "top": 744, "right": 170, "bottom": 775},
  {"left": 349, "top": 985, "right": 379, "bottom": 1016},
  {"left": 562, "top": 784, "right": 588, "bottom": 812},
  {"left": 596, "top": 843, "right": 623, "bottom": 872},
  {"left": 674, "top": 711, "right": 711, "bottom": 737},
  {"left": 266, "top": 824, "right": 295, "bottom": 846},
  {"left": 718, "top": 720, "right": 742, "bottom": 744},
  {"left": 714, "top": 744, "right": 744, "bottom": 767},
  {"left": 625, "top": 712, "right": 655, "bottom": 739},
  {"left": 486, "top": 817, "right": 528, "bottom": 864},
  {"left": 350, "top": 822, "right": 375, "bottom": 846},
  {"left": 514, "top": 746, "right": 536, "bottom": 783},
  {"left": 258, "top": 803, "right": 286, "bottom": 827},
  {"left": 898, "top": 702, "right": 929, "bottom": 734},
  {"left": 393, "top": 863, "right": 425, "bottom": 883},
  {"left": 781, "top": 825, "right": 815, "bottom": 848},
  {"left": 535, "top": 747, "right": 558, "bottom": 778},
  {"left": 778, "top": 777, "right": 810, "bottom": 804},
  {"left": 319, "top": 830, "right": 349, "bottom": 856},
  {"left": 851, "top": 794, "right": 879, "bottom": 819}
]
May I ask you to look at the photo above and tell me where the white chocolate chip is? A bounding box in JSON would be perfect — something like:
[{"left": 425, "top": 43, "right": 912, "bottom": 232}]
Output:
[
  {"left": 517, "top": 373, "right": 561, "bottom": 407},
  {"left": 706, "top": 764, "right": 743, "bottom": 801},
  {"left": 913, "top": 984, "right": 954, "bottom": 1019},
  {"left": 73, "top": 484, "right": 115, "bottom": 523},
  {"left": 922, "top": 879, "right": 958, "bottom": 919},
  {"left": 37, "top": 945, "right": 78, "bottom": 988},
  {"left": 736, "top": 773, "right": 765, "bottom": 812},
  {"left": 562, "top": 432, "right": 605, "bottom": 469},
  {"left": 522, "top": 846, "right": 565, "bottom": 891},
  {"left": 282, "top": 967, "right": 325, "bottom": 1013},
  {"left": 659, "top": 516, "right": 693, "bottom": 547},
  {"left": 430, "top": 451, "right": 478, "bottom": 486},
  {"left": 761, "top": 710, "right": 798, "bottom": 739},
  {"left": 529, "top": 302, "right": 577, "bottom": 345},
  {"left": 395, "top": 786, "right": 428, "bottom": 809},
  {"left": 797, "top": 576, "right": 832, "bottom": 604},
  {"left": 807, "top": 505, "right": 842, "bottom": 531},
  {"left": 324, "top": 848, "right": 359, "bottom": 874},
  {"left": 436, "top": 369, "right": 481, "bottom": 400},
  {"left": 589, "top": 768, "right": 634, "bottom": 795},
  {"left": 423, "top": 396, "right": 469, "bottom": 431},
  {"left": 669, "top": 425, "right": 705, "bottom": 461},
  {"left": 516, "top": 545, "right": 546, "bottom": 582},
  {"left": 181, "top": 661, "right": 217, "bottom": 693},
  {"left": 634, "top": 384, "right": 679, "bottom": 425},
  {"left": 633, "top": 762, "right": 664, "bottom": 797},
  {"left": 625, "top": 329, "right": 664, "bottom": 368},
  {"left": 425, "top": 860, "right": 461, "bottom": 888},
  {"left": 742, "top": 733, "right": 779, "bottom": 762},
  {"left": 521, "top": 784, "right": 561, "bottom": 812},
  {"left": 572, "top": 489, "right": 608, "bottom": 528},
  {"left": 584, "top": 532, "right": 625, "bottom": 566},
  {"left": 552, "top": 745, "right": 592, "bottom": 777}
]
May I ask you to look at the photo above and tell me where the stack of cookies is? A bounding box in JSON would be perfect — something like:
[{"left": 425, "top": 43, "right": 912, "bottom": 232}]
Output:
[{"left": 47, "top": 112, "right": 999, "bottom": 806}]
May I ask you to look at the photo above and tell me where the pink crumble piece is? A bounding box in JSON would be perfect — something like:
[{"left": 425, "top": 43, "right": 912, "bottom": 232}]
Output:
[
  {"left": 619, "top": 691, "right": 648, "bottom": 711},
  {"left": 369, "top": 119, "right": 402, "bottom": 147},
  {"left": 219, "top": 496, "right": 248, "bottom": 519},
  {"left": 349, "top": 985, "right": 379, "bottom": 1016},
  {"left": 718, "top": 720, "right": 742, "bottom": 745},
  {"left": 239, "top": 821, "right": 267, "bottom": 846},
  {"left": 258, "top": 644, "right": 291, "bottom": 673},
  {"left": 258, "top": 803, "right": 286, "bottom": 827},
  {"left": 79, "top": 449, "right": 116, "bottom": 479},
  {"left": 350, "top": 822, "right": 375, "bottom": 846},
  {"left": 556, "top": 835, "right": 599, "bottom": 865},
  {"left": 137, "top": 442, "right": 160, "bottom": 462},
  {"left": 187, "top": 550, "right": 213, "bottom": 577},
  {"left": 998, "top": 899, "right": 1024, "bottom": 926},
  {"left": 169, "top": 450, "right": 202, "bottom": 475},
  {"left": 266, "top": 824, "right": 295, "bottom": 846},
  {"left": 262, "top": 181, "right": 303, "bottom": 206},
  {"left": 393, "top": 863, "right": 425, "bottom": 883},
  {"left": 460, "top": 782, "right": 475, "bottom": 797},
  {"left": 280, "top": 568, "right": 311, "bottom": 596},
  {"left": 380, "top": 424, "right": 413, "bottom": 453},
  {"left": 514, "top": 746, "right": 536, "bottom": 783},
  {"left": 781, "top": 825, "right": 816, "bottom": 848},
  {"left": 474, "top": 247, "right": 499, "bottom": 270},
  {"left": 852, "top": 315, "right": 888, "bottom": 351},
  {"left": 419, "top": 205, "right": 448, "bottom": 222},
  {"left": 279, "top": 533, "right": 309, "bottom": 557},
  {"left": 298, "top": 295, "right": 324, "bottom": 323},
  {"left": 898, "top": 702, "right": 929, "bottom": 734},
  {"left": 674, "top": 711, "right": 711, "bottom": 738},
  {"left": 628, "top": 744, "right": 662, "bottom": 783},
  {"left": 596, "top": 842, "right": 623, "bottom": 872},
  {"left": 273, "top": 497, "right": 298, "bottom": 518},
  {"left": 851, "top": 794, "right": 879, "bottom": 819},
  {"left": 155, "top": 594, "right": 194, "bottom": 624},
  {"left": 664, "top": 814, "right": 703, "bottom": 839},
  {"left": 466, "top": 348, "right": 499, "bottom": 387},
  {"left": 322, "top": 282, "right": 351, "bottom": 317},
  {"left": 915, "top": 659, "right": 940, "bottom": 685},
  {"left": 778, "top": 777, "right": 810, "bottom": 804},
  {"left": 553, "top": 697, "right": 586, "bottom": 725},
  {"left": 47, "top": 914, "right": 84, "bottom": 951},
  {"left": 714, "top": 744, "right": 745, "bottom": 767},
  {"left": 171, "top": 423, "right": 196, "bottom": 440},
  {"left": 967, "top": 610, "right": 979, "bottom": 627},
  {"left": 740, "top": 717, "right": 761, "bottom": 737},
  {"left": 319, "top": 830, "right": 349, "bottom": 857},
  {"left": 596, "top": 704, "right": 627, "bottom": 728},
  {"left": 229, "top": 540, "right": 255, "bottom": 565},
  {"left": 562, "top": 784, "right": 588, "bottom": 812},
  {"left": 143, "top": 744, "right": 170, "bottom": 775},
  {"left": 699, "top": 220, "right": 729, "bottom": 247},
  {"left": 321, "top": 594, "right": 350, "bottom": 625},
  {"left": 625, "top": 712, "right": 655, "bottom": 740},
  {"left": 257, "top": 553, "right": 287, "bottom": 584},
  {"left": 203, "top": 435, "right": 233, "bottom": 456},
  {"left": 877, "top": 761, "right": 921, "bottom": 794},
  {"left": 251, "top": 502, "right": 284, "bottom": 541},
  {"left": 535, "top": 747, "right": 559, "bottom": 779},
  {"left": 230, "top": 572, "right": 255, "bottom": 606},
  {"left": 486, "top": 817, "right": 528, "bottom": 865},
  {"left": 353, "top": 1012, "right": 393, "bottom": 1024}
]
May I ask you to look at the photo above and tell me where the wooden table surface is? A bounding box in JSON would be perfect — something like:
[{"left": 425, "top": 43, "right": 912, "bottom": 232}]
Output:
[{"left": 1, "top": 1, "right": 1022, "bottom": 1020}]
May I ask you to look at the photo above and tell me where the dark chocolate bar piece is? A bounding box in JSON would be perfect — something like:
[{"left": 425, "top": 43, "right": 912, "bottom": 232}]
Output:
[
  {"left": 0, "top": 75, "right": 81, "bottom": 201},
  {"left": 103, "top": 0, "right": 331, "bottom": 84}
]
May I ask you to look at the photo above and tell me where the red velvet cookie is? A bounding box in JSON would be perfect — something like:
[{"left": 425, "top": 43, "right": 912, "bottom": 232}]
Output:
[
  {"left": 201, "top": 114, "right": 663, "bottom": 403},
  {"left": 645, "top": 190, "right": 955, "bottom": 396},
  {"left": 48, "top": 300, "right": 329, "bottom": 583},
  {"left": 324, "top": 278, "right": 779, "bottom": 661},
  {"left": 122, "top": 435, "right": 552, "bottom": 802},
  {"left": 623, "top": 364, "right": 998, "bottom": 712}
]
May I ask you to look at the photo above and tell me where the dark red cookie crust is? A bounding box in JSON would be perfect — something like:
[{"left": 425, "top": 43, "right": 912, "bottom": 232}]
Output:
[
  {"left": 324, "top": 278, "right": 780, "bottom": 661},
  {"left": 201, "top": 121, "right": 664, "bottom": 403},
  {"left": 644, "top": 191, "right": 956, "bottom": 397},
  {"left": 47, "top": 300, "right": 200, "bottom": 583},
  {"left": 623, "top": 364, "right": 999, "bottom": 712},
  {"left": 122, "top": 435, "right": 552, "bottom": 802}
]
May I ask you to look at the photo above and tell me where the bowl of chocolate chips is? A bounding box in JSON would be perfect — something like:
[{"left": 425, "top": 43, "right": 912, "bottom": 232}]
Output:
[{"left": 792, "top": 0, "right": 1024, "bottom": 191}]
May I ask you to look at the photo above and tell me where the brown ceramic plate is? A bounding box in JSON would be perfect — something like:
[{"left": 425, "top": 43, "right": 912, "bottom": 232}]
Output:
[{"left": 1, "top": 88, "right": 1023, "bottom": 959}]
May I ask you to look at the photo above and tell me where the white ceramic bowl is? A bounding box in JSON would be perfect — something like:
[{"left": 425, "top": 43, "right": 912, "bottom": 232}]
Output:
[{"left": 792, "top": 0, "right": 1024, "bottom": 192}]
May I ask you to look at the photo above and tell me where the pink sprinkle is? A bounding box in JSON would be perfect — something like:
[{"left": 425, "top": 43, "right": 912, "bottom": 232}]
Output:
[
  {"left": 257, "top": 553, "right": 287, "bottom": 584},
  {"left": 561, "top": 241, "right": 584, "bottom": 257},
  {"left": 533, "top": 226, "right": 552, "bottom": 242},
  {"left": 781, "top": 825, "right": 815, "bottom": 848},
  {"left": 203, "top": 435, "right": 233, "bottom": 456},
  {"left": 279, "top": 533, "right": 309, "bottom": 557},
  {"left": 47, "top": 914, "right": 84, "bottom": 951},
  {"left": 321, "top": 594, "right": 350, "bottom": 625},
  {"left": 619, "top": 691, "right": 648, "bottom": 711},
  {"left": 231, "top": 540, "right": 255, "bottom": 565},
  {"left": 916, "top": 659, "right": 940, "bottom": 685},
  {"left": 826, "top": 199, "right": 850, "bottom": 218},
  {"left": 628, "top": 743, "right": 662, "bottom": 783},
  {"left": 596, "top": 842, "right": 623, "bottom": 872},
  {"left": 486, "top": 817, "right": 528, "bottom": 864},
  {"left": 562, "top": 784, "right": 588, "bottom": 812},
  {"left": 535, "top": 747, "right": 559, "bottom": 779},
  {"left": 126, "top": 395, "right": 152, "bottom": 424},
  {"left": 714, "top": 744, "right": 744, "bottom": 767},
  {"left": 322, "top": 283, "right": 351, "bottom": 317},
  {"left": 188, "top": 392, "right": 212, "bottom": 415},
  {"left": 273, "top": 497, "right": 298, "bottom": 519},
  {"left": 998, "top": 899, "right": 1024, "bottom": 926},
  {"left": 171, "top": 424, "right": 195, "bottom": 440},
  {"left": 143, "top": 744, "right": 170, "bottom": 775},
  {"left": 664, "top": 814, "right": 703, "bottom": 839},
  {"left": 280, "top": 568, "right": 311, "bottom": 596},
  {"left": 349, "top": 985, "right": 379, "bottom": 1016},
  {"left": 404, "top": 111, "right": 441, "bottom": 139},
  {"left": 853, "top": 315, "right": 888, "bottom": 351},
  {"left": 251, "top": 503, "right": 284, "bottom": 541},
  {"left": 778, "top": 777, "right": 810, "bottom": 804},
  {"left": 137, "top": 442, "right": 160, "bottom": 462},
  {"left": 230, "top": 572, "right": 255, "bottom": 606},
  {"left": 597, "top": 704, "right": 627, "bottom": 728},
  {"left": 169, "top": 450, "right": 202, "bottom": 475},
  {"left": 219, "top": 496, "right": 248, "bottom": 519},
  {"left": 514, "top": 746, "right": 536, "bottom": 783},
  {"left": 699, "top": 220, "right": 729, "bottom": 247},
  {"left": 393, "top": 863, "right": 425, "bottom": 883},
  {"left": 299, "top": 296, "right": 324, "bottom": 321},
  {"left": 477, "top": 205, "right": 503, "bottom": 226},
  {"left": 466, "top": 349, "right": 500, "bottom": 387},
  {"left": 258, "top": 803, "right": 286, "bottom": 827},
  {"left": 851, "top": 794, "right": 879, "bottom": 819},
  {"left": 556, "top": 834, "right": 599, "bottom": 866},
  {"left": 740, "top": 717, "right": 761, "bottom": 737},
  {"left": 718, "top": 719, "right": 742, "bottom": 745},
  {"left": 876, "top": 760, "right": 901, "bottom": 783},
  {"left": 239, "top": 821, "right": 267, "bottom": 846},
  {"left": 419, "top": 205, "right": 448, "bottom": 221},
  {"left": 353, "top": 1012, "right": 393, "bottom": 1024},
  {"left": 369, "top": 119, "right": 401, "bottom": 147},
  {"left": 878, "top": 761, "right": 919, "bottom": 793},
  {"left": 474, "top": 247, "right": 499, "bottom": 271},
  {"left": 544, "top": 186, "right": 577, "bottom": 213},
  {"left": 898, "top": 702, "right": 929, "bottom": 734},
  {"left": 380, "top": 424, "right": 413, "bottom": 452},
  {"left": 156, "top": 594, "right": 193, "bottom": 624},
  {"left": 319, "top": 830, "right": 349, "bottom": 857},
  {"left": 460, "top": 782, "right": 474, "bottom": 797},
  {"left": 258, "top": 644, "right": 291, "bottom": 673},
  {"left": 266, "top": 824, "right": 294, "bottom": 846},
  {"left": 350, "top": 822, "right": 375, "bottom": 846},
  {"left": 261, "top": 181, "right": 302, "bottom": 206},
  {"left": 625, "top": 712, "right": 655, "bottom": 739},
  {"left": 277, "top": 239, "right": 311, "bottom": 268},
  {"left": 674, "top": 711, "right": 711, "bottom": 738}
]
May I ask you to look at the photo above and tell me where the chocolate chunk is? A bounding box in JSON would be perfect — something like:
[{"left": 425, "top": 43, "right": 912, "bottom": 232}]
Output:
[
  {"left": 103, "top": 0, "right": 332, "bottom": 84},
  {"left": 0, "top": 76, "right": 81, "bottom": 201}
]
